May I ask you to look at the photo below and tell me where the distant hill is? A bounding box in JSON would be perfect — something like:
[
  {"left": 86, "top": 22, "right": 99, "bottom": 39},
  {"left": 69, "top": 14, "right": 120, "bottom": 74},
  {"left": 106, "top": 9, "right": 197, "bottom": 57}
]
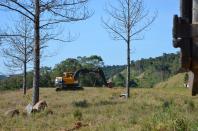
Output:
[
  {"left": 0, "top": 75, "right": 6, "bottom": 80},
  {"left": 102, "top": 65, "right": 126, "bottom": 79},
  {"left": 109, "top": 53, "right": 180, "bottom": 87},
  {"left": 154, "top": 73, "right": 185, "bottom": 89}
]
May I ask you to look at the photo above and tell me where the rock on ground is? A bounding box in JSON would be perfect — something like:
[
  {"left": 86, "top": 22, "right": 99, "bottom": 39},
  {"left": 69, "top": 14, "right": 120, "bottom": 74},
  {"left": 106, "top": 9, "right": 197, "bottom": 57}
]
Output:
[
  {"left": 4, "top": 109, "right": 19, "bottom": 117},
  {"left": 33, "top": 100, "right": 47, "bottom": 112},
  {"left": 25, "top": 103, "right": 33, "bottom": 114}
]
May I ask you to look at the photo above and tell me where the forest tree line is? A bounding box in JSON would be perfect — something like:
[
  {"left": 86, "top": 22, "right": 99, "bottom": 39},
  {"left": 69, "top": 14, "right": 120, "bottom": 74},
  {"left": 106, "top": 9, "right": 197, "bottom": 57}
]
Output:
[{"left": 0, "top": 53, "right": 180, "bottom": 90}]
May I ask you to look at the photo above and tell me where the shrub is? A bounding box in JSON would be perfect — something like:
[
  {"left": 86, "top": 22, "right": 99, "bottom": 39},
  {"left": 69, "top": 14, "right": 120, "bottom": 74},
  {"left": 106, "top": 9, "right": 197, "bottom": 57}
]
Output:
[
  {"left": 185, "top": 100, "right": 195, "bottom": 112},
  {"left": 72, "top": 99, "right": 89, "bottom": 108},
  {"left": 173, "top": 117, "right": 188, "bottom": 131},
  {"left": 96, "top": 100, "right": 117, "bottom": 106},
  {"left": 73, "top": 110, "right": 83, "bottom": 121},
  {"left": 162, "top": 99, "right": 174, "bottom": 110}
]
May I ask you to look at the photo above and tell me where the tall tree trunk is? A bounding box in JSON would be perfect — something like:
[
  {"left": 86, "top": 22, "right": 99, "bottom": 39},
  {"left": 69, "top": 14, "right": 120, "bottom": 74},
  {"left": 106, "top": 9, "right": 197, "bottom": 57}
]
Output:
[
  {"left": 23, "top": 21, "right": 27, "bottom": 95},
  {"left": 23, "top": 62, "right": 27, "bottom": 95},
  {"left": 126, "top": 0, "right": 131, "bottom": 99},
  {"left": 126, "top": 41, "right": 130, "bottom": 98},
  {"left": 32, "top": 0, "right": 40, "bottom": 105}
]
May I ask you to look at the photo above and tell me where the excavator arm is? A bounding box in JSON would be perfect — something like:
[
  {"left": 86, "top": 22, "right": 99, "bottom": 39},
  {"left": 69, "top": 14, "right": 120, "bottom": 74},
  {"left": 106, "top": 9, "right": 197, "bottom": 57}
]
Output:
[{"left": 74, "top": 68, "right": 112, "bottom": 88}]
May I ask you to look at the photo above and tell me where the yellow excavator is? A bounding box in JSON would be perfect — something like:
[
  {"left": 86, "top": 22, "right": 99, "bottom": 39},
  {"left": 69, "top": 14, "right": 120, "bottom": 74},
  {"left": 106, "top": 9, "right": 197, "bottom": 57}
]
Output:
[{"left": 55, "top": 68, "right": 112, "bottom": 91}]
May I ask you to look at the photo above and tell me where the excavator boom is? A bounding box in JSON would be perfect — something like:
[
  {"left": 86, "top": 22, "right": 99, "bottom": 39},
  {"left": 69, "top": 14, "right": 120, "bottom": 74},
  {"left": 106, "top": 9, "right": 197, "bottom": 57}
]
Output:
[{"left": 74, "top": 68, "right": 112, "bottom": 88}]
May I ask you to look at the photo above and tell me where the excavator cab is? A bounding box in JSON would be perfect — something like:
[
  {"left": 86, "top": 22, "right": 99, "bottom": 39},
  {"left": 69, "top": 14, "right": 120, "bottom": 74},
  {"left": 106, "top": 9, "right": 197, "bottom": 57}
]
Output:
[
  {"left": 62, "top": 72, "right": 77, "bottom": 85},
  {"left": 55, "top": 72, "right": 80, "bottom": 91}
]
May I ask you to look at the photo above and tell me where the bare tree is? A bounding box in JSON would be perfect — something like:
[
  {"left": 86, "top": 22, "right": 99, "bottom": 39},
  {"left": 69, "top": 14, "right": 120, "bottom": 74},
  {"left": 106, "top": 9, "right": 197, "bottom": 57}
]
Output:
[
  {"left": 0, "top": 0, "right": 92, "bottom": 105},
  {"left": 0, "top": 17, "right": 33, "bottom": 95},
  {"left": 102, "top": 0, "right": 156, "bottom": 98}
]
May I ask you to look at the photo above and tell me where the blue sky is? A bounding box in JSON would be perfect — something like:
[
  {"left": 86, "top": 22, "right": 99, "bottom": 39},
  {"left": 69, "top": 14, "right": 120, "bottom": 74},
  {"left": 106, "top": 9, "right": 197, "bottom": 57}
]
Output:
[{"left": 0, "top": 0, "right": 179, "bottom": 75}]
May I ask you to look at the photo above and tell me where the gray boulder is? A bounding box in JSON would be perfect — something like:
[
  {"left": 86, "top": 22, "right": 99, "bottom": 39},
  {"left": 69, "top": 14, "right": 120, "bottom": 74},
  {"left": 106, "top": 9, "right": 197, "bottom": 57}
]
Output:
[
  {"left": 25, "top": 103, "right": 33, "bottom": 114},
  {"left": 33, "top": 100, "right": 47, "bottom": 112},
  {"left": 4, "top": 109, "right": 19, "bottom": 117}
]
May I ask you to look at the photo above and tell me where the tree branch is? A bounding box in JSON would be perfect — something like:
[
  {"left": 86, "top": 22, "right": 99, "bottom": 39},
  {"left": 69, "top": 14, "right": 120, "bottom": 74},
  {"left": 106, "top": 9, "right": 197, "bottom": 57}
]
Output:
[
  {"left": 9, "top": 0, "right": 35, "bottom": 17},
  {"left": 0, "top": 3, "right": 34, "bottom": 21}
]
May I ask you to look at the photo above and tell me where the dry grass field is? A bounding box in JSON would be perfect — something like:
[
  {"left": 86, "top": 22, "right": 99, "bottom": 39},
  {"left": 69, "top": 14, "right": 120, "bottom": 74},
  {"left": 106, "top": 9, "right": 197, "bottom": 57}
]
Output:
[{"left": 1, "top": 74, "right": 198, "bottom": 131}]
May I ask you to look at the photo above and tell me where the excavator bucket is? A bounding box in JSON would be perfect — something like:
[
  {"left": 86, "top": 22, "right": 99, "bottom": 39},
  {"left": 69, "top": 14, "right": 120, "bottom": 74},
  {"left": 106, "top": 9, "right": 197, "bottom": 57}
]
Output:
[{"left": 107, "top": 82, "right": 113, "bottom": 88}]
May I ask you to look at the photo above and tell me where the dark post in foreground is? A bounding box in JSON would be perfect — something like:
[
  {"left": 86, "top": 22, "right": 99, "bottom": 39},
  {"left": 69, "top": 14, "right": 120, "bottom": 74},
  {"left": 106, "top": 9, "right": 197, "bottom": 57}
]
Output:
[{"left": 173, "top": 0, "right": 198, "bottom": 96}]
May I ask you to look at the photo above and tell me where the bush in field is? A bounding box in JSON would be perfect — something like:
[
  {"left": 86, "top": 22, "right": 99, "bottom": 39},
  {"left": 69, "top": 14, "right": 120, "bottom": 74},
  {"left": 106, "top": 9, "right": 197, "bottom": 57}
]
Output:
[
  {"left": 72, "top": 99, "right": 89, "bottom": 108},
  {"left": 173, "top": 117, "right": 188, "bottom": 131},
  {"left": 162, "top": 99, "right": 174, "bottom": 110},
  {"left": 73, "top": 110, "right": 83, "bottom": 121},
  {"left": 184, "top": 99, "right": 195, "bottom": 112}
]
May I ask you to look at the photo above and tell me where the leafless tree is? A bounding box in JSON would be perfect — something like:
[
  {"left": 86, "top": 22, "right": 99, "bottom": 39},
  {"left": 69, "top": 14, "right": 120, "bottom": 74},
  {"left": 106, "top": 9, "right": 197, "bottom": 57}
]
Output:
[
  {"left": 102, "top": 0, "right": 156, "bottom": 98},
  {"left": 0, "top": 0, "right": 92, "bottom": 105},
  {"left": 0, "top": 17, "right": 33, "bottom": 95}
]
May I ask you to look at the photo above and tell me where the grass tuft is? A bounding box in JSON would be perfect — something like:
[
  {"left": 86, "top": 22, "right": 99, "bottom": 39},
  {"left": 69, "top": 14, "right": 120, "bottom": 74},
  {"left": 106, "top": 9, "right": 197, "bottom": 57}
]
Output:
[
  {"left": 73, "top": 109, "right": 83, "bottom": 121},
  {"left": 72, "top": 99, "right": 89, "bottom": 108}
]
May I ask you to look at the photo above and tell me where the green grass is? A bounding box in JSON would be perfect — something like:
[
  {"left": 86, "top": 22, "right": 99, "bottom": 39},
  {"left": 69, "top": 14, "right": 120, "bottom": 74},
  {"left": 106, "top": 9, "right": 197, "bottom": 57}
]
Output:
[{"left": 1, "top": 78, "right": 198, "bottom": 130}]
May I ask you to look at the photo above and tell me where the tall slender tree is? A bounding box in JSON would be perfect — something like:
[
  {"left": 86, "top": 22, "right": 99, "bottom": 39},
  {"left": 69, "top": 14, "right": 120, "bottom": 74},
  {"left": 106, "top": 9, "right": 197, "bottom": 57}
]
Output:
[
  {"left": 0, "top": 0, "right": 92, "bottom": 105},
  {"left": 0, "top": 16, "right": 33, "bottom": 95},
  {"left": 102, "top": 0, "right": 156, "bottom": 98}
]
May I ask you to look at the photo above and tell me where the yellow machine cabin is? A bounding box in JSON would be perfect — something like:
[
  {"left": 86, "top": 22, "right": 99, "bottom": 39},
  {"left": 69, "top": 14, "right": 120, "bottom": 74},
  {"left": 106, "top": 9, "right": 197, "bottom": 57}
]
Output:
[
  {"left": 55, "top": 72, "right": 80, "bottom": 91},
  {"left": 62, "top": 72, "right": 77, "bottom": 85}
]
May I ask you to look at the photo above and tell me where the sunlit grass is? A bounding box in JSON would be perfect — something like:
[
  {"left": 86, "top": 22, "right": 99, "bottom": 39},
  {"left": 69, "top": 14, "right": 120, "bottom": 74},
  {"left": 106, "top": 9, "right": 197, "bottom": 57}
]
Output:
[{"left": 0, "top": 80, "right": 198, "bottom": 130}]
